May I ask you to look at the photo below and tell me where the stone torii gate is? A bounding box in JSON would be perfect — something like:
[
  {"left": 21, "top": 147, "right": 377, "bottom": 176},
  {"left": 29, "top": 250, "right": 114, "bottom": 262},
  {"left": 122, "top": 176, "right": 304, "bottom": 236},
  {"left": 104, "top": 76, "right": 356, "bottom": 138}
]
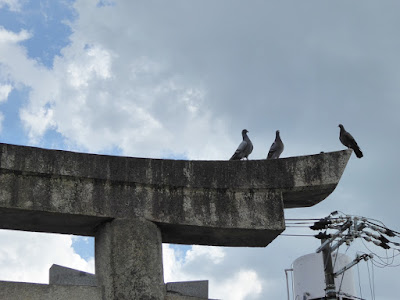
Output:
[{"left": 0, "top": 143, "right": 351, "bottom": 299}]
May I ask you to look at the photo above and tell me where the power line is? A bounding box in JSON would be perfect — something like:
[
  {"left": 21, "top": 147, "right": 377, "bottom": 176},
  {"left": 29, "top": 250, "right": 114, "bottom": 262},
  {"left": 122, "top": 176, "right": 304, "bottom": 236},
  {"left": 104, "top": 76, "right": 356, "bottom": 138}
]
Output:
[
  {"left": 357, "top": 262, "right": 363, "bottom": 299},
  {"left": 282, "top": 212, "right": 400, "bottom": 299},
  {"left": 366, "top": 259, "right": 375, "bottom": 300},
  {"left": 284, "top": 218, "right": 322, "bottom": 221},
  {"left": 306, "top": 211, "right": 400, "bottom": 299},
  {"left": 280, "top": 233, "right": 316, "bottom": 237}
]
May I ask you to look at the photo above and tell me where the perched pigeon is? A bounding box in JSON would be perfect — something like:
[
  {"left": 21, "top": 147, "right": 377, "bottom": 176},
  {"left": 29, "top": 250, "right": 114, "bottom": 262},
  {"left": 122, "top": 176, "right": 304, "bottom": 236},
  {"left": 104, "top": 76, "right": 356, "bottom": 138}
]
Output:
[
  {"left": 338, "top": 124, "right": 363, "bottom": 158},
  {"left": 230, "top": 129, "right": 253, "bottom": 160},
  {"left": 267, "top": 130, "right": 284, "bottom": 159}
]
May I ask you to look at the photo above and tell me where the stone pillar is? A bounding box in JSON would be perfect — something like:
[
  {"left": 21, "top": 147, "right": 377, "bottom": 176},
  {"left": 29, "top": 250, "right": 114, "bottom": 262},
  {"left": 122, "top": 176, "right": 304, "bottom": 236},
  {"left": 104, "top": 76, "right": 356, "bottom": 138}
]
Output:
[{"left": 95, "top": 218, "right": 165, "bottom": 300}]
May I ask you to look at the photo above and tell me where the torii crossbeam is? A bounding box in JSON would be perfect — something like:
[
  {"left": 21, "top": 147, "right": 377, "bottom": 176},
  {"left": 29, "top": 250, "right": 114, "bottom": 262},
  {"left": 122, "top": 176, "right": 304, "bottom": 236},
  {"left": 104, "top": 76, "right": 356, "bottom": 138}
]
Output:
[{"left": 0, "top": 143, "right": 351, "bottom": 299}]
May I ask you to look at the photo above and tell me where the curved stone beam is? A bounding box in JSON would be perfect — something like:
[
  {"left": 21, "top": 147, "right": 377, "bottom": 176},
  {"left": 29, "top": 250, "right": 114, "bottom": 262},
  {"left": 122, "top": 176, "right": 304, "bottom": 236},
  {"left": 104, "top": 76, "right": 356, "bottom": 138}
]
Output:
[{"left": 0, "top": 143, "right": 351, "bottom": 246}]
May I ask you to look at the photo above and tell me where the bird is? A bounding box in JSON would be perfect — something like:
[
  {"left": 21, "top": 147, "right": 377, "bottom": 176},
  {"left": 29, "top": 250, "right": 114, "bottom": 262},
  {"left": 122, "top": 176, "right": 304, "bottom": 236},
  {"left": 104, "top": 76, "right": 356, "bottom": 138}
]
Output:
[
  {"left": 338, "top": 124, "right": 363, "bottom": 158},
  {"left": 230, "top": 129, "right": 253, "bottom": 160},
  {"left": 267, "top": 130, "right": 284, "bottom": 159}
]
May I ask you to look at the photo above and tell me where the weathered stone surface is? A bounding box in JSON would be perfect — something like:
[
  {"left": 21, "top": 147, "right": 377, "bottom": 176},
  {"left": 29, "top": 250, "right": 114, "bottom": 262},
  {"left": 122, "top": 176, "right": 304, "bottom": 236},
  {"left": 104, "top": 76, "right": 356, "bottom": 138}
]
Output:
[
  {"left": 49, "top": 264, "right": 210, "bottom": 299},
  {"left": 0, "top": 281, "right": 100, "bottom": 300},
  {"left": 0, "top": 143, "right": 352, "bottom": 300},
  {"left": 0, "top": 281, "right": 215, "bottom": 300},
  {"left": 0, "top": 143, "right": 351, "bottom": 246},
  {"left": 95, "top": 218, "right": 165, "bottom": 300},
  {"left": 165, "top": 292, "right": 214, "bottom": 300},
  {"left": 166, "top": 281, "right": 208, "bottom": 299},
  {"left": 49, "top": 264, "right": 97, "bottom": 286}
]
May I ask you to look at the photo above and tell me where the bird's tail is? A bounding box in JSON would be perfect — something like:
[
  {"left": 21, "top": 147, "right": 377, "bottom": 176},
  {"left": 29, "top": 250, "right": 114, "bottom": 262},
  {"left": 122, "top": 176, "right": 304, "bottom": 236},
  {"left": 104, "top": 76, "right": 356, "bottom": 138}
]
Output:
[
  {"left": 354, "top": 147, "right": 363, "bottom": 158},
  {"left": 230, "top": 154, "right": 238, "bottom": 160}
]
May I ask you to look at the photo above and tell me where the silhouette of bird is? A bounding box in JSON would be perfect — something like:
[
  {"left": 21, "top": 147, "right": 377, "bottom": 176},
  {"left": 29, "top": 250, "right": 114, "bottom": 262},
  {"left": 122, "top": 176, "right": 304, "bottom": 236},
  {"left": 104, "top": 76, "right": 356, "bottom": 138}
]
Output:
[
  {"left": 230, "top": 129, "right": 253, "bottom": 160},
  {"left": 338, "top": 124, "right": 363, "bottom": 158},
  {"left": 267, "top": 130, "right": 284, "bottom": 159}
]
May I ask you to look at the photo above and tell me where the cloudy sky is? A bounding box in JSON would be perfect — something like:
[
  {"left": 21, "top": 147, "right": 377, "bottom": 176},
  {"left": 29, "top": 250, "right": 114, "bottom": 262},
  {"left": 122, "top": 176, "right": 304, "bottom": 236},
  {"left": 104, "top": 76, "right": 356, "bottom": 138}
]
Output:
[{"left": 0, "top": 0, "right": 399, "bottom": 299}]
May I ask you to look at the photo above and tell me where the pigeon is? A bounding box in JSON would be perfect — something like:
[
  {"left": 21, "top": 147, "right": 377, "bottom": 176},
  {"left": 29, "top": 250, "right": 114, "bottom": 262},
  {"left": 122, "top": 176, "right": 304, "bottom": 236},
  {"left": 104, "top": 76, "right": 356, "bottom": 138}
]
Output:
[
  {"left": 267, "top": 130, "right": 284, "bottom": 159},
  {"left": 230, "top": 129, "right": 253, "bottom": 160},
  {"left": 338, "top": 124, "right": 363, "bottom": 158}
]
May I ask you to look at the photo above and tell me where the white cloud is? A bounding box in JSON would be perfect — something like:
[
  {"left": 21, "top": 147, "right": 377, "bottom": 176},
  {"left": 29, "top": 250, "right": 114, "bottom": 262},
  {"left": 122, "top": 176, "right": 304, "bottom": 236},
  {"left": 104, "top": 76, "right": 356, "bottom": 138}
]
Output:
[
  {"left": 0, "top": 27, "right": 30, "bottom": 43},
  {"left": 0, "top": 230, "right": 94, "bottom": 284},
  {"left": 0, "top": 27, "right": 58, "bottom": 143},
  {"left": 213, "top": 270, "right": 263, "bottom": 300},
  {"left": 1, "top": 238, "right": 262, "bottom": 299},
  {"left": 0, "top": 83, "right": 8, "bottom": 133},
  {"left": 162, "top": 245, "right": 226, "bottom": 284},
  {"left": 0, "top": 84, "right": 12, "bottom": 102},
  {"left": 0, "top": 0, "right": 21, "bottom": 12},
  {"left": 1, "top": 1, "right": 400, "bottom": 299},
  {"left": 185, "top": 245, "right": 225, "bottom": 265},
  {"left": 162, "top": 244, "right": 270, "bottom": 300},
  {"left": 66, "top": 44, "right": 112, "bottom": 88},
  {"left": 20, "top": 106, "right": 56, "bottom": 141},
  {"left": 0, "top": 2, "right": 234, "bottom": 159},
  {"left": 0, "top": 112, "right": 4, "bottom": 132},
  {"left": 162, "top": 245, "right": 185, "bottom": 283}
]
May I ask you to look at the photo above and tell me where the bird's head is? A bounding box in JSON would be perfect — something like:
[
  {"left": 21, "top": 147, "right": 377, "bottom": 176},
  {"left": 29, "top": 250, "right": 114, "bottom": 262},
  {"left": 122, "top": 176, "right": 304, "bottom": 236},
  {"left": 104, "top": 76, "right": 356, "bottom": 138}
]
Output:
[
  {"left": 242, "top": 129, "right": 249, "bottom": 134},
  {"left": 338, "top": 124, "right": 344, "bottom": 129}
]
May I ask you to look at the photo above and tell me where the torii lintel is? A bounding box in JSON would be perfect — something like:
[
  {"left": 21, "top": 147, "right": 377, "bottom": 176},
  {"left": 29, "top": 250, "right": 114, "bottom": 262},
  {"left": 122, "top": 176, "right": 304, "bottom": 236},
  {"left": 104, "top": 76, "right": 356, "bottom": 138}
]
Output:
[
  {"left": 0, "top": 143, "right": 352, "bottom": 299},
  {"left": 0, "top": 143, "right": 351, "bottom": 247}
]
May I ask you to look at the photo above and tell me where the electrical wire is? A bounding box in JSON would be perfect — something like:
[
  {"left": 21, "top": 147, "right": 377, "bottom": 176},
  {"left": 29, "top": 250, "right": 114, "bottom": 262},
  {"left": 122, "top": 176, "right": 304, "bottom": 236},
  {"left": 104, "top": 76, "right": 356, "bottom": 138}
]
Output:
[
  {"left": 333, "top": 212, "right": 400, "bottom": 237},
  {"left": 357, "top": 262, "right": 363, "bottom": 300},
  {"left": 332, "top": 243, "right": 341, "bottom": 274},
  {"left": 366, "top": 259, "right": 375, "bottom": 300},
  {"left": 284, "top": 220, "right": 317, "bottom": 223},
  {"left": 336, "top": 244, "right": 351, "bottom": 297},
  {"left": 280, "top": 233, "right": 316, "bottom": 237},
  {"left": 373, "top": 249, "right": 396, "bottom": 266},
  {"left": 371, "top": 258, "right": 400, "bottom": 268},
  {"left": 281, "top": 212, "right": 400, "bottom": 300},
  {"left": 366, "top": 220, "right": 400, "bottom": 236},
  {"left": 337, "top": 274, "right": 346, "bottom": 299},
  {"left": 355, "top": 249, "right": 400, "bottom": 269},
  {"left": 361, "top": 238, "right": 400, "bottom": 267},
  {"left": 372, "top": 260, "right": 375, "bottom": 300},
  {"left": 336, "top": 292, "right": 366, "bottom": 300},
  {"left": 284, "top": 218, "right": 322, "bottom": 221}
]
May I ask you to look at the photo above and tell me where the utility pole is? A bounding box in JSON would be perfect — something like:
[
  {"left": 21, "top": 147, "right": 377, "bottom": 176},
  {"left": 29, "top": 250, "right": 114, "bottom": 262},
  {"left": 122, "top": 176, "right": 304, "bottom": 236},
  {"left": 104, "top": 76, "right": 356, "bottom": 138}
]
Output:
[
  {"left": 313, "top": 216, "right": 352, "bottom": 299},
  {"left": 321, "top": 238, "right": 337, "bottom": 300},
  {"left": 306, "top": 212, "right": 399, "bottom": 300}
]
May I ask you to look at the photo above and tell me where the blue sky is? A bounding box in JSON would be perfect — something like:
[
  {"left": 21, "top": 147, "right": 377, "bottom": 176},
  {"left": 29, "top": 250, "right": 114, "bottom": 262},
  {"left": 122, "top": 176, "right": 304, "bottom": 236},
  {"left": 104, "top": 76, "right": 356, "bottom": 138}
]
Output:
[
  {"left": 0, "top": 0, "right": 73, "bottom": 147},
  {"left": 9, "top": 1, "right": 74, "bottom": 67},
  {"left": 0, "top": 1, "right": 400, "bottom": 299},
  {"left": 0, "top": 0, "right": 97, "bottom": 263}
]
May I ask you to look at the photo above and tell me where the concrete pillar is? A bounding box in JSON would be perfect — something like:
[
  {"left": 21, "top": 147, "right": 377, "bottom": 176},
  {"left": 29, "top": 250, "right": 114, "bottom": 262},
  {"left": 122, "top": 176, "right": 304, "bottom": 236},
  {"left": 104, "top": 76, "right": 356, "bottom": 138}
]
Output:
[{"left": 95, "top": 218, "right": 165, "bottom": 300}]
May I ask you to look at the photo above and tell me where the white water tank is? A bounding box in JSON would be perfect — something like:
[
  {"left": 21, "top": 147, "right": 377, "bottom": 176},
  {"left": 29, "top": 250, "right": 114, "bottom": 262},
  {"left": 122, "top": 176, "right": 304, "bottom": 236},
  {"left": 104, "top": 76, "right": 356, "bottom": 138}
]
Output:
[{"left": 292, "top": 253, "right": 357, "bottom": 300}]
